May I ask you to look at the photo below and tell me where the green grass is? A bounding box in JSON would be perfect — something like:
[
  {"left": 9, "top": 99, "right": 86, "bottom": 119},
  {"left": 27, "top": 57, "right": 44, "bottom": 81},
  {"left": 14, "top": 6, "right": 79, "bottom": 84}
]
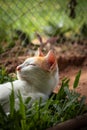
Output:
[
  {"left": 0, "top": 70, "right": 87, "bottom": 130},
  {"left": 0, "top": 68, "right": 16, "bottom": 84}
]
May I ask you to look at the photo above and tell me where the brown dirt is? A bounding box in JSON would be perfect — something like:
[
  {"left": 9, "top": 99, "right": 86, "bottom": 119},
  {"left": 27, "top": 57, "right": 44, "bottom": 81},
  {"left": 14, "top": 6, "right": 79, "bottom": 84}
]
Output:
[
  {"left": 54, "top": 59, "right": 87, "bottom": 103},
  {"left": 0, "top": 41, "right": 87, "bottom": 103}
]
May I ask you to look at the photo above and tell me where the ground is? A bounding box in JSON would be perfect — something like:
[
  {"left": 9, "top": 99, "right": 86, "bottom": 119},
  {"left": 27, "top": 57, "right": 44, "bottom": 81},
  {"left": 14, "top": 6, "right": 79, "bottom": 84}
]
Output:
[
  {"left": 0, "top": 40, "right": 87, "bottom": 103},
  {"left": 55, "top": 61, "right": 87, "bottom": 103}
]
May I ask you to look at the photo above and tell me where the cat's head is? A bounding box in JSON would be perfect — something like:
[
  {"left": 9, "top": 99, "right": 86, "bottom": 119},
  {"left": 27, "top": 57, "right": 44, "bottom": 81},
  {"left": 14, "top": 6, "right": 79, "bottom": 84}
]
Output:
[{"left": 16, "top": 49, "right": 59, "bottom": 94}]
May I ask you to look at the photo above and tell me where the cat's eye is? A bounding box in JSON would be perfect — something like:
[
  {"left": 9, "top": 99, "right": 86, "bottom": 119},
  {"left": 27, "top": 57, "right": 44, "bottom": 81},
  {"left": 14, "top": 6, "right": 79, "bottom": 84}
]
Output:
[
  {"left": 29, "top": 63, "right": 36, "bottom": 66},
  {"left": 25, "top": 63, "right": 36, "bottom": 67}
]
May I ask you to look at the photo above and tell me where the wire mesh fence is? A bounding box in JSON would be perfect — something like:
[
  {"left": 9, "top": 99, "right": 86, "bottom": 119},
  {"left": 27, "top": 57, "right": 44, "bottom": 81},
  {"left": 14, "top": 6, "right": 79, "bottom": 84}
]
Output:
[{"left": 0, "top": 0, "right": 87, "bottom": 51}]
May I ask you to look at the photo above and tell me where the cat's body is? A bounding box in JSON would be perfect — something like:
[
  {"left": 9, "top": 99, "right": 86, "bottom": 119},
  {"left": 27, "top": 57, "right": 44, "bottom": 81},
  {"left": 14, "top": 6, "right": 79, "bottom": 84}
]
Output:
[{"left": 0, "top": 49, "right": 59, "bottom": 112}]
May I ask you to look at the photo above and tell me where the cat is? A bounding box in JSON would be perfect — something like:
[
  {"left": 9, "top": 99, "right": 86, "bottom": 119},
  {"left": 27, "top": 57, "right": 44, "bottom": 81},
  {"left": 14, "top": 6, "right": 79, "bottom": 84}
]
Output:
[{"left": 0, "top": 48, "right": 59, "bottom": 112}]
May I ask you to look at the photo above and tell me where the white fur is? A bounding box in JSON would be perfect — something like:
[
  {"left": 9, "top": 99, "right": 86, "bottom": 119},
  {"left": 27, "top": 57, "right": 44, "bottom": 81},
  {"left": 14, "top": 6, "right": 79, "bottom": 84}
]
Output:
[{"left": 0, "top": 57, "right": 59, "bottom": 112}]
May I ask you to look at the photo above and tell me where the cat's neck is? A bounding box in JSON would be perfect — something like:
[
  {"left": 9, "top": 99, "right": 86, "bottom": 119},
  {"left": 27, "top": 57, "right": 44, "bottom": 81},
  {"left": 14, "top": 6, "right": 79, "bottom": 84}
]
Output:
[
  {"left": 14, "top": 78, "right": 50, "bottom": 95},
  {"left": 13, "top": 79, "right": 43, "bottom": 94},
  {"left": 13, "top": 80, "right": 30, "bottom": 89}
]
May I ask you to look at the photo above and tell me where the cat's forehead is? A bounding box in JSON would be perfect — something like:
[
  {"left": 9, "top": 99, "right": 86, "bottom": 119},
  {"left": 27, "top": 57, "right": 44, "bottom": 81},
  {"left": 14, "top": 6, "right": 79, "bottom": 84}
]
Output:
[
  {"left": 24, "top": 56, "right": 44, "bottom": 64},
  {"left": 24, "top": 57, "right": 36, "bottom": 63}
]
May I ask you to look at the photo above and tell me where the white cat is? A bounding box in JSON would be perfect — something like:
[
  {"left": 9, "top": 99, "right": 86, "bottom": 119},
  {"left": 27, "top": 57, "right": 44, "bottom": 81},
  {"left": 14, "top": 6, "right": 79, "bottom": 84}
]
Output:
[{"left": 0, "top": 49, "right": 59, "bottom": 112}]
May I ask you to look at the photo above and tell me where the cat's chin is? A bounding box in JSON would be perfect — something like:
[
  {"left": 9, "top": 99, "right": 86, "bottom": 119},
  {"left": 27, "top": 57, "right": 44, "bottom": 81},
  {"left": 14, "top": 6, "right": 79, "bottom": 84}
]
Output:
[{"left": 17, "top": 72, "right": 25, "bottom": 80}]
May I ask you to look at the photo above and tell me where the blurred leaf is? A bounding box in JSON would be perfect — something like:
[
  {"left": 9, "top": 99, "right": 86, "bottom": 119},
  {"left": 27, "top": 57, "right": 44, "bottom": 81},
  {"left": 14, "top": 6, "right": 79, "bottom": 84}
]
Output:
[
  {"left": 73, "top": 70, "right": 81, "bottom": 88},
  {"left": 18, "top": 91, "right": 26, "bottom": 130},
  {"left": 9, "top": 84, "right": 15, "bottom": 117},
  {"left": 0, "top": 68, "right": 15, "bottom": 84},
  {"left": 57, "top": 78, "right": 70, "bottom": 100}
]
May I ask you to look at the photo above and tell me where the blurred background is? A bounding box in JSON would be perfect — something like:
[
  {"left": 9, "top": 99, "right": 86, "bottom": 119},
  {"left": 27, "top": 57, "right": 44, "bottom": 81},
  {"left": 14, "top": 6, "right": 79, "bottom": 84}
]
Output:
[
  {"left": 0, "top": 0, "right": 87, "bottom": 51},
  {"left": 0, "top": 0, "right": 87, "bottom": 71}
]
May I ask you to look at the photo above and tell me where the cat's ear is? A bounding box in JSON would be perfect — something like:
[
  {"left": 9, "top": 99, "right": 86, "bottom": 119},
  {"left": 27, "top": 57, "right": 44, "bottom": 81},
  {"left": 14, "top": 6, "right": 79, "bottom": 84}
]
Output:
[
  {"left": 38, "top": 48, "right": 44, "bottom": 57},
  {"left": 45, "top": 50, "right": 56, "bottom": 71}
]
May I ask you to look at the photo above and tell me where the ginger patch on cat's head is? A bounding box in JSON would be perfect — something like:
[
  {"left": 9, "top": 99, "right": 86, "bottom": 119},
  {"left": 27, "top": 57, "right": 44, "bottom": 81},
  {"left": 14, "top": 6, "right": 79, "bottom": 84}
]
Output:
[{"left": 35, "top": 50, "right": 57, "bottom": 72}]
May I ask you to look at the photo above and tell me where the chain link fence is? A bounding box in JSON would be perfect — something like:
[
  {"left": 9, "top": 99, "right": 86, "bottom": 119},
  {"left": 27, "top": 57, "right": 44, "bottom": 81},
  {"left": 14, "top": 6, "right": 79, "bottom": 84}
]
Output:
[{"left": 0, "top": 0, "right": 87, "bottom": 50}]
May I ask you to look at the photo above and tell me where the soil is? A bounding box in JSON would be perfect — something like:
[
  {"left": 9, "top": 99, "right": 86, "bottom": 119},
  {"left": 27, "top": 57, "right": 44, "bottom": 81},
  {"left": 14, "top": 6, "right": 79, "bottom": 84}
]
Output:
[
  {"left": 0, "top": 40, "right": 87, "bottom": 103},
  {"left": 55, "top": 60, "right": 87, "bottom": 103}
]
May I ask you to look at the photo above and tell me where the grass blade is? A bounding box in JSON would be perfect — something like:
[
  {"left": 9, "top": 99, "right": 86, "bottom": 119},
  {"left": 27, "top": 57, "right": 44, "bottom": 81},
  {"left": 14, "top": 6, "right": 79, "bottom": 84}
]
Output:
[
  {"left": 73, "top": 70, "right": 81, "bottom": 89},
  {"left": 18, "top": 91, "right": 26, "bottom": 130}
]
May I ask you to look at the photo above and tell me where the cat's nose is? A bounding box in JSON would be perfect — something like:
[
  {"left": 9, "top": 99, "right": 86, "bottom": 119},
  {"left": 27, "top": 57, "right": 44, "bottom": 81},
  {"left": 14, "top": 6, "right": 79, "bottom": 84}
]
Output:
[{"left": 16, "top": 66, "right": 21, "bottom": 71}]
